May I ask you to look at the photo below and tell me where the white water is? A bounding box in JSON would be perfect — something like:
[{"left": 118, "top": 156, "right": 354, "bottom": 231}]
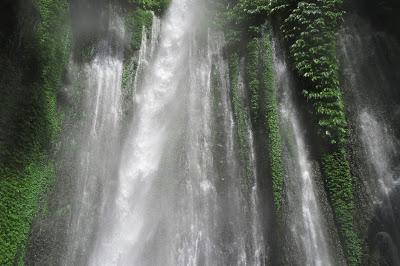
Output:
[
  {"left": 131, "top": 15, "right": 161, "bottom": 97},
  {"left": 275, "top": 44, "right": 332, "bottom": 266},
  {"left": 337, "top": 16, "right": 400, "bottom": 262},
  {"left": 338, "top": 16, "right": 400, "bottom": 205},
  {"left": 237, "top": 59, "right": 266, "bottom": 265},
  {"left": 88, "top": 0, "right": 265, "bottom": 265},
  {"left": 65, "top": 14, "right": 125, "bottom": 265},
  {"left": 359, "top": 111, "right": 400, "bottom": 200}
]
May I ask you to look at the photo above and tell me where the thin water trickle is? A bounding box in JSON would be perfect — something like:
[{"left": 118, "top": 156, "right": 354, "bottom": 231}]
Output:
[
  {"left": 274, "top": 41, "right": 332, "bottom": 266},
  {"left": 359, "top": 111, "right": 400, "bottom": 200},
  {"left": 338, "top": 14, "right": 400, "bottom": 262},
  {"left": 339, "top": 16, "right": 400, "bottom": 204}
]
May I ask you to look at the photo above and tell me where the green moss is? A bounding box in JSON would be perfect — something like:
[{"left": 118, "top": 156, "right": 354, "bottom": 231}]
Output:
[
  {"left": 244, "top": 29, "right": 284, "bottom": 212},
  {"left": 0, "top": 0, "right": 71, "bottom": 264},
  {"left": 260, "top": 31, "right": 285, "bottom": 212},
  {"left": 322, "top": 150, "right": 362, "bottom": 265},
  {"left": 34, "top": 0, "right": 72, "bottom": 142},
  {"left": 122, "top": 59, "right": 138, "bottom": 90},
  {"left": 228, "top": 53, "right": 254, "bottom": 192},
  {"left": 211, "top": 62, "right": 230, "bottom": 181},
  {"left": 128, "top": 0, "right": 171, "bottom": 15},
  {"left": 122, "top": 8, "right": 154, "bottom": 122},
  {"left": 0, "top": 157, "right": 55, "bottom": 265},
  {"left": 125, "top": 9, "right": 153, "bottom": 53},
  {"left": 246, "top": 39, "right": 261, "bottom": 124}
]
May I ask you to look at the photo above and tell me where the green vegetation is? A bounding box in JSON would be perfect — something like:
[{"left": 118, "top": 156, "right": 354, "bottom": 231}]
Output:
[
  {"left": 322, "top": 150, "right": 362, "bottom": 266},
  {"left": 0, "top": 0, "right": 71, "bottom": 264},
  {"left": 0, "top": 159, "right": 55, "bottom": 265},
  {"left": 216, "top": 0, "right": 270, "bottom": 45},
  {"left": 245, "top": 31, "right": 285, "bottom": 211},
  {"left": 121, "top": 6, "right": 156, "bottom": 122},
  {"left": 278, "top": 0, "right": 348, "bottom": 146},
  {"left": 271, "top": 0, "right": 362, "bottom": 264},
  {"left": 128, "top": 0, "right": 171, "bottom": 15},
  {"left": 211, "top": 62, "right": 230, "bottom": 182},
  {"left": 34, "top": 0, "right": 72, "bottom": 139},
  {"left": 221, "top": 0, "right": 361, "bottom": 263},
  {"left": 125, "top": 9, "right": 153, "bottom": 54},
  {"left": 122, "top": 8, "right": 153, "bottom": 91},
  {"left": 246, "top": 39, "right": 261, "bottom": 124},
  {"left": 260, "top": 31, "right": 285, "bottom": 212},
  {"left": 220, "top": 0, "right": 285, "bottom": 208},
  {"left": 228, "top": 53, "right": 254, "bottom": 192}
]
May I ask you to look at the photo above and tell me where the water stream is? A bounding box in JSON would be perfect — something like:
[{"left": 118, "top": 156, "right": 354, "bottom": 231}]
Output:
[
  {"left": 64, "top": 13, "right": 125, "bottom": 265},
  {"left": 274, "top": 42, "right": 332, "bottom": 266},
  {"left": 339, "top": 14, "right": 400, "bottom": 263},
  {"left": 339, "top": 15, "right": 400, "bottom": 203},
  {"left": 86, "top": 0, "right": 265, "bottom": 265}
]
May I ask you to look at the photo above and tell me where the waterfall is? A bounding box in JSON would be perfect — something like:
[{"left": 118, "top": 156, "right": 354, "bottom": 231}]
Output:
[
  {"left": 5, "top": 0, "right": 400, "bottom": 265},
  {"left": 359, "top": 112, "right": 400, "bottom": 199},
  {"left": 236, "top": 58, "right": 266, "bottom": 265},
  {"left": 88, "top": 0, "right": 265, "bottom": 265},
  {"left": 65, "top": 13, "right": 125, "bottom": 265},
  {"left": 339, "top": 15, "right": 400, "bottom": 203},
  {"left": 131, "top": 15, "right": 161, "bottom": 98},
  {"left": 339, "top": 14, "right": 400, "bottom": 261},
  {"left": 274, "top": 41, "right": 332, "bottom": 266}
]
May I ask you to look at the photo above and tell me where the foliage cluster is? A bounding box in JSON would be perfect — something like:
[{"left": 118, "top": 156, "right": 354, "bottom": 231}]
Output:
[
  {"left": 279, "top": 0, "right": 347, "bottom": 146},
  {"left": 0, "top": 0, "right": 71, "bottom": 264}
]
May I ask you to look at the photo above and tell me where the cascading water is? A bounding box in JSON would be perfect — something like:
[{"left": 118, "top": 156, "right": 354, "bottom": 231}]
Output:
[
  {"left": 131, "top": 15, "right": 161, "bottom": 98},
  {"left": 63, "top": 14, "right": 125, "bottom": 265},
  {"left": 339, "top": 14, "right": 400, "bottom": 263},
  {"left": 274, "top": 42, "right": 332, "bottom": 266},
  {"left": 339, "top": 15, "right": 400, "bottom": 202},
  {"left": 236, "top": 59, "right": 267, "bottom": 265},
  {"left": 4, "top": 0, "right": 400, "bottom": 265},
  {"left": 359, "top": 112, "right": 400, "bottom": 199},
  {"left": 88, "top": 0, "right": 265, "bottom": 265}
]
